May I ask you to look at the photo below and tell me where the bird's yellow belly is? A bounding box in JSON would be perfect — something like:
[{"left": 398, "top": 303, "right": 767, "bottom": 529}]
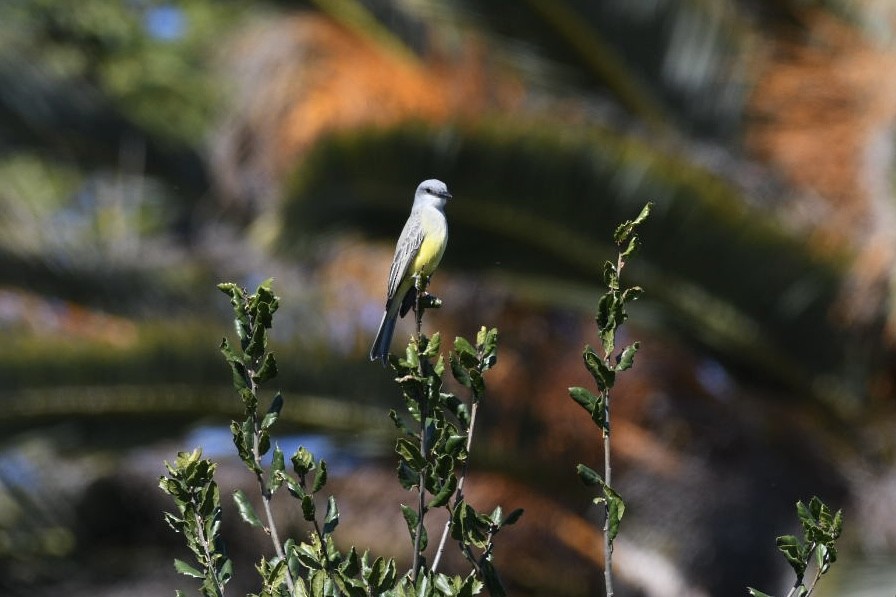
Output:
[{"left": 412, "top": 223, "right": 447, "bottom": 277}]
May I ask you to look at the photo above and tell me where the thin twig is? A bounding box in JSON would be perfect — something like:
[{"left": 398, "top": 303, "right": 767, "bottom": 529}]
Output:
[
  {"left": 248, "top": 370, "right": 295, "bottom": 594},
  {"left": 602, "top": 250, "right": 629, "bottom": 597},
  {"left": 193, "top": 509, "right": 226, "bottom": 596},
  {"left": 411, "top": 274, "right": 429, "bottom": 581},
  {"left": 431, "top": 400, "right": 479, "bottom": 572},
  {"left": 602, "top": 402, "right": 613, "bottom": 596}
]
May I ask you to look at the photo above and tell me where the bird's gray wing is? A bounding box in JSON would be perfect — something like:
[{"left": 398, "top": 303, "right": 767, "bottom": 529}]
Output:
[{"left": 386, "top": 213, "right": 423, "bottom": 302}]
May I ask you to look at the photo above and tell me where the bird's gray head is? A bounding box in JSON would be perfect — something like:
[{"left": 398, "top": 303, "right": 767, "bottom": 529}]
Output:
[{"left": 415, "top": 179, "right": 452, "bottom": 207}]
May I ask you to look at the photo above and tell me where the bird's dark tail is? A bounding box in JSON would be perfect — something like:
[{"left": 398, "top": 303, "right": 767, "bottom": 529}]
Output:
[{"left": 369, "top": 310, "right": 398, "bottom": 365}]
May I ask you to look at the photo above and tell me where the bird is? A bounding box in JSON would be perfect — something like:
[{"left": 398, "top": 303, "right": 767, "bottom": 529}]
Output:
[{"left": 370, "top": 179, "right": 451, "bottom": 364}]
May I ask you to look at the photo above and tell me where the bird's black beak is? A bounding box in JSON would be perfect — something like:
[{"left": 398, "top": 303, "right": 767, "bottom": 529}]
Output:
[{"left": 441, "top": 190, "right": 453, "bottom": 201}]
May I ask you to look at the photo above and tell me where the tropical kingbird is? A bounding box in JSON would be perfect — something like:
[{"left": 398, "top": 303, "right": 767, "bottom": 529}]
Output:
[{"left": 370, "top": 179, "right": 451, "bottom": 364}]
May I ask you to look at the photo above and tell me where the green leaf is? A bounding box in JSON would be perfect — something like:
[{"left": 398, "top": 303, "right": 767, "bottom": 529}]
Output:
[
  {"left": 292, "top": 446, "right": 315, "bottom": 476},
  {"left": 323, "top": 495, "right": 339, "bottom": 535},
  {"left": 400, "top": 504, "right": 427, "bottom": 552},
  {"left": 245, "top": 310, "right": 268, "bottom": 360},
  {"left": 478, "top": 326, "right": 499, "bottom": 369},
  {"left": 422, "top": 332, "right": 441, "bottom": 358},
  {"left": 576, "top": 464, "right": 603, "bottom": 487},
  {"left": 404, "top": 343, "right": 420, "bottom": 369},
  {"left": 620, "top": 233, "right": 640, "bottom": 259},
  {"left": 613, "top": 202, "right": 652, "bottom": 245},
  {"left": 776, "top": 534, "right": 807, "bottom": 579},
  {"left": 310, "top": 567, "right": 326, "bottom": 596},
  {"left": 233, "top": 489, "right": 262, "bottom": 528},
  {"left": 397, "top": 461, "right": 419, "bottom": 490},
  {"left": 389, "top": 409, "right": 413, "bottom": 435},
  {"left": 449, "top": 353, "right": 472, "bottom": 388},
  {"left": 395, "top": 438, "right": 425, "bottom": 471},
  {"left": 302, "top": 494, "right": 316, "bottom": 522},
  {"left": 453, "top": 336, "right": 476, "bottom": 359},
  {"left": 583, "top": 346, "right": 615, "bottom": 393},
  {"left": 815, "top": 543, "right": 831, "bottom": 574},
  {"left": 269, "top": 445, "right": 285, "bottom": 492},
  {"left": 502, "top": 508, "right": 524, "bottom": 527},
  {"left": 311, "top": 460, "right": 328, "bottom": 494},
  {"left": 603, "top": 484, "right": 626, "bottom": 542},
  {"left": 450, "top": 500, "right": 488, "bottom": 549},
  {"left": 621, "top": 286, "right": 643, "bottom": 304},
  {"left": 428, "top": 472, "right": 457, "bottom": 509},
  {"left": 568, "top": 386, "right": 598, "bottom": 413},
  {"left": 469, "top": 368, "right": 485, "bottom": 399},
  {"left": 283, "top": 474, "right": 304, "bottom": 499},
  {"left": 746, "top": 589, "right": 774, "bottom": 597},
  {"left": 616, "top": 342, "right": 640, "bottom": 372},
  {"left": 796, "top": 500, "right": 815, "bottom": 529},
  {"left": 367, "top": 556, "right": 397, "bottom": 594},
  {"left": 480, "top": 558, "right": 506, "bottom": 597},
  {"left": 174, "top": 558, "right": 204, "bottom": 579},
  {"left": 220, "top": 338, "right": 250, "bottom": 390},
  {"left": 340, "top": 546, "right": 361, "bottom": 577},
  {"left": 253, "top": 352, "right": 279, "bottom": 384},
  {"left": 602, "top": 260, "right": 619, "bottom": 290},
  {"left": 261, "top": 393, "right": 283, "bottom": 430}
]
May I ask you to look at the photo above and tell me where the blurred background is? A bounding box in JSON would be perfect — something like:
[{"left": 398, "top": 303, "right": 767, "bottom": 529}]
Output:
[{"left": 2, "top": 0, "right": 896, "bottom": 595}]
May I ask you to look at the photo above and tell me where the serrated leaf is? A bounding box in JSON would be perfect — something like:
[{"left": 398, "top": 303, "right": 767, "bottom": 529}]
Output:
[
  {"left": 776, "top": 534, "right": 807, "bottom": 578},
  {"left": 604, "top": 484, "right": 626, "bottom": 542},
  {"left": 453, "top": 336, "right": 476, "bottom": 358},
  {"left": 245, "top": 310, "right": 268, "bottom": 359},
  {"left": 479, "top": 327, "right": 499, "bottom": 370},
  {"left": 233, "top": 489, "right": 262, "bottom": 528},
  {"left": 404, "top": 344, "right": 420, "bottom": 369},
  {"left": 368, "top": 557, "right": 387, "bottom": 590},
  {"left": 832, "top": 508, "right": 843, "bottom": 537},
  {"left": 449, "top": 353, "right": 472, "bottom": 388},
  {"left": 796, "top": 500, "right": 814, "bottom": 528},
  {"left": 397, "top": 461, "right": 419, "bottom": 490},
  {"left": 302, "top": 494, "right": 316, "bottom": 521},
  {"left": 620, "top": 233, "right": 640, "bottom": 259},
  {"left": 602, "top": 260, "right": 618, "bottom": 290},
  {"left": 253, "top": 352, "right": 279, "bottom": 384},
  {"left": 311, "top": 460, "right": 328, "bottom": 494},
  {"left": 220, "top": 338, "right": 250, "bottom": 390},
  {"left": 621, "top": 286, "right": 643, "bottom": 304},
  {"left": 428, "top": 472, "right": 457, "bottom": 509},
  {"left": 583, "top": 346, "right": 615, "bottom": 392},
  {"left": 174, "top": 558, "right": 204, "bottom": 579},
  {"left": 422, "top": 332, "right": 441, "bottom": 358},
  {"left": 323, "top": 495, "right": 339, "bottom": 535},
  {"left": 616, "top": 342, "right": 640, "bottom": 372},
  {"left": 389, "top": 409, "right": 413, "bottom": 435},
  {"left": 261, "top": 393, "right": 283, "bottom": 430},
  {"left": 269, "top": 446, "right": 285, "bottom": 492},
  {"left": 292, "top": 446, "right": 314, "bottom": 476},
  {"left": 395, "top": 438, "right": 425, "bottom": 470},
  {"left": 283, "top": 473, "right": 304, "bottom": 500},
  {"left": 401, "top": 504, "right": 427, "bottom": 551},
  {"left": 613, "top": 202, "right": 652, "bottom": 245}
]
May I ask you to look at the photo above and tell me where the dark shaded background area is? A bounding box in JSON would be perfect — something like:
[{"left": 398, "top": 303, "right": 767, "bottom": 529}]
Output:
[{"left": 2, "top": 1, "right": 896, "bottom": 595}]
